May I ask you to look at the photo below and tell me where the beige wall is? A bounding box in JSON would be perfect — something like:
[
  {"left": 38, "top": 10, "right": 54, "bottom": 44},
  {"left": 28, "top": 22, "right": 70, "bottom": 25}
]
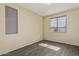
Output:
[
  {"left": 0, "top": 4, "right": 43, "bottom": 55},
  {"left": 44, "top": 8, "right": 79, "bottom": 46}
]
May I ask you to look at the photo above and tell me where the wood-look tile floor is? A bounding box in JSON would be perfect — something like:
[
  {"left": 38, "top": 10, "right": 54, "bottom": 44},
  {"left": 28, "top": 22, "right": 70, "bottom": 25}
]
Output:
[{"left": 2, "top": 40, "right": 79, "bottom": 56}]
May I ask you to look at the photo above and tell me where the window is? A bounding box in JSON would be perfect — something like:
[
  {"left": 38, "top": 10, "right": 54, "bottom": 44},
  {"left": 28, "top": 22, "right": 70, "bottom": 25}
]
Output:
[
  {"left": 5, "top": 6, "right": 18, "bottom": 34},
  {"left": 50, "top": 16, "right": 67, "bottom": 32}
]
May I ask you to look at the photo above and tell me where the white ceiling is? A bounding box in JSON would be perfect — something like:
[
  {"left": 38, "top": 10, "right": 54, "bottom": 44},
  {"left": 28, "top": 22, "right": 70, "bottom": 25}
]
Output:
[{"left": 18, "top": 3, "right": 79, "bottom": 16}]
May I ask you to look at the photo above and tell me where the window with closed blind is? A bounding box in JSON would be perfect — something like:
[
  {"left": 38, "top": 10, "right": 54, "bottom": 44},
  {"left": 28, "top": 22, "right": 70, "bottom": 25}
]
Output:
[{"left": 5, "top": 6, "right": 18, "bottom": 34}]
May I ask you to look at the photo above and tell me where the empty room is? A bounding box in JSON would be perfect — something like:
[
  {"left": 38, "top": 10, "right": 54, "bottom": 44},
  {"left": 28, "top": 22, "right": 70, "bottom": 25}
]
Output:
[{"left": 0, "top": 3, "right": 79, "bottom": 56}]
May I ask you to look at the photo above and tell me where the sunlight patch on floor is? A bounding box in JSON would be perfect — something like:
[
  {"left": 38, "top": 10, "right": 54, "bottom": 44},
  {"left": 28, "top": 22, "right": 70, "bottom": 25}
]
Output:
[{"left": 38, "top": 43, "right": 61, "bottom": 51}]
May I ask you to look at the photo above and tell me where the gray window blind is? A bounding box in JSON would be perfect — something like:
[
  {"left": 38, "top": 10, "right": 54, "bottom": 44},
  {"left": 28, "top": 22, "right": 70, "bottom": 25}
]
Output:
[{"left": 5, "top": 6, "right": 18, "bottom": 34}]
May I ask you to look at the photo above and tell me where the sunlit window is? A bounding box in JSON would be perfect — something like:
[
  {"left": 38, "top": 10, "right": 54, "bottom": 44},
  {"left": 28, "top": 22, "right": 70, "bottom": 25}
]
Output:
[{"left": 50, "top": 16, "right": 67, "bottom": 32}]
